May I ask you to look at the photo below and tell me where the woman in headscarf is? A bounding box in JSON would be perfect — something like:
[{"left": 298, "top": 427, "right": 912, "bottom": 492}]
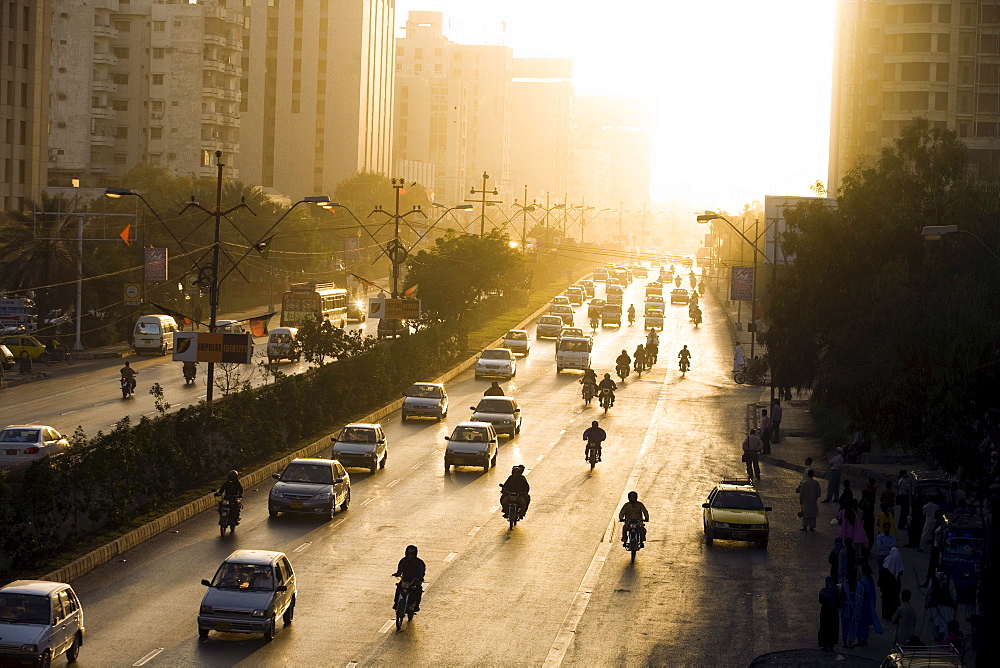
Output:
[
  {"left": 880, "top": 547, "right": 904, "bottom": 619},
  {"left": 919, "top": 497, "right": 940, "bottom": 550},
  {"left": 829, "top": 537, "right": 843, "bottom": 582},
  {"left": 855, "top": 562, "right": 884, "bottom": 647},
  {"left": 839, "top": 537, "right": 857, "bottom": 584},
  {"left": 818, "top": 577, "right": 841, "bottom": 651},
  {"left": 840, "top": 572, "right": 862, "bottom": 648}
]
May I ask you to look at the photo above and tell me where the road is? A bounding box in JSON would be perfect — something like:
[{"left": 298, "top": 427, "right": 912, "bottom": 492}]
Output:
[
  {"left": 60, "top": 273, "right": 830, "bottom": 666},
  {"left": 0, "top": 318, "right": 377, "bottom": 438}
]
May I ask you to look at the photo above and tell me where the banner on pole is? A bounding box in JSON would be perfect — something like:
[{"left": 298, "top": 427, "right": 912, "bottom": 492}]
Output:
[
  {"left": 172, "top": 332, "right": 253, "bottom": 363},
  {"left": 730, "top": 266, "right": 755, "bottom": 301},
  {"left": 144, "top": 248, "right": 168, "bottom": 282}
]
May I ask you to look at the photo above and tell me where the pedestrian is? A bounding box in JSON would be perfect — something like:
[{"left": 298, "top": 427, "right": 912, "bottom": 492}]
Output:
[
  {"left": 760, "top": 409, "right": 772, "bottom": 454},
  {"left": 839, "top": 537, "right": 857, "bottom": 584},
  {"left": 771, "top": 399, "right": 783, "bottom": 443},
  {"left": 940, "top": 619, "right": 965, "bottom": 654},
  {"left": 799, "top": 469, "right": 821, "bottom": 531},
  {"left": 875, "top": 522, "right": 897, "bottom": 567},
  {"left": 905, "top": 491, "right": 925, "bottom": 548},
  {"left": 742, "top": 429, "right": 763, "bottom": 480},
  {"left": 824, "top": 447, "right": 844, "bottom": 503},
  {"left": 891, "top": 589, "right": 916, "bottom": 645},
  {"left": 880, "top": 547, "right": 904, "bottom": 619},
  {"left": 860, "top": 489, "right": 877, "bottom": 550},
  {"left": 802, "top": 456, "right": 814, "bottom": 478},
  {"left": 923, "top": 510, "right": 945, "bottom": 586},
  {"left": 818, "top": 576, "right": 841, "bottom": 651},
  {"left": 829, "top": 537, "right": 844, "bottom": 582},
  {"left": 840, "top": 572, "right": 862, "bottom": 648},
  {"left": 754, "top": 317, "right": 764, "bottom": 344},
  {"left": 733, "top": 342, "right": 745, "bottom": 373},
  {"left": 838, "top": 479, "right": 854, "bottom": 510},
  {"left": 839, "top": 500, "right": 868, "bottom": 555},
  {"left": 880, "top": 480, "right": 896, "bottom": 515},
  {"left": 919, "top": 498, "right": 939, "bottom": 551},
  {"left": 856, "top": 562, "right": 883, "bottom": 647},
  {"left": 896, "top": 470, "right": 913, "bottom": 529},
  {"left": 925, "top": 566, "right": 957, "bottom": 642},
  {"left": 876, "top": 504, "right": 897, "bottom": 537}
]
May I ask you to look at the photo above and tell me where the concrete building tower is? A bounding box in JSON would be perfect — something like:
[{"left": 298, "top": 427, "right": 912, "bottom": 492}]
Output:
[
  {"left": 240, "top": 0, "right": 395, "bottom": 200},
  {"left": 1, "top": 0, "right": 50, "bottom": 210},
  {"left": 829, "top": 0, "right": 1000, "bottom": 193}
]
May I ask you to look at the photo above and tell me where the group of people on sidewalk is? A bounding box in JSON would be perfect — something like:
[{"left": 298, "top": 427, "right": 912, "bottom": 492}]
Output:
[
  {"left": 810, "top": 468, "right": 972, "bottom": 656},
  {"left": 740, "top": 399, "right": 783, "bottom": 479}
]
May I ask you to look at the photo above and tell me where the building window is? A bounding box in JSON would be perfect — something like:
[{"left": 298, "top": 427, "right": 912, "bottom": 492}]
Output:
[
  {"left": 396, "top": 46, "right": 403, "bottom": 56},
  {"left": 114, "top": 153, "right": 127, "bottom": 164},
  {"left": 151, "top": 100, "right": 165, "bottom": 112},
  {"left": 415, "top": 48, "right": 423, "bottom": 59},
  {"left": 902, "top": 5, "right": 932, "bottom": 23},
  {"left": 935, "top": 92, "right": 949, "bottom": 111},
  {"left": 937, "top": 34, "right": 950, "bottom": 52},
  {"left": 202, "top": 150, "right": 213, "bottom": 166},
  {"left": 152, "top": 73, "right": 164, "bottom": 85},
  {"left": 978, "top": 93, "right": 999, "bottom": 113},
  {"left": 153, "top": 21, "right": 165, "bottom": 32},
  {"left": 883, "top": 63, "right": 895, "bottom": 81},
  {"left": 111, "top": 99, "right": 129, "bottom": 111},
  {"left": 115, "top": 126, "right": 128, "bottom": 138},
  {"left": 959, "top": 92, "right": 973, "bottom": 113},
  {"left": 153, "top": 48, "right": 165, "bottom": 59},
  {"left": 901, "top": 33, "right": 932, "bottom": 52},
  {"left": 114, "top": 20, "right": 130, "bottom": 32},
  {"left": 113, "top": 47, "right": 129, "bottom": 59},
  {"left": 936, "top": 63, "right": 949, "bottom": 82},
  {"left": 150, "top": 127, "right": 163, "bottom": 140},
  {"left": 901, "top": 62, "right": 931, "bottom": 81},
  {"left": 938, "top": 4, "right": 951, "bottom": 23},
  {"left": 899, "top": 91, "right": 929, "bottom": 111},
  {"left": 112, "top": 72, "right": 129, "bottom": 85}
]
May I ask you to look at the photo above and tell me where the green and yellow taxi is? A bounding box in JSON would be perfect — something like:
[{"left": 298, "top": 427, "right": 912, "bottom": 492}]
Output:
[
  {"left": 0, "top": 334, "right": 46, "bottom": 360},
  {"left": 702, "top": 479, "right": 772, "bottom": 549}
]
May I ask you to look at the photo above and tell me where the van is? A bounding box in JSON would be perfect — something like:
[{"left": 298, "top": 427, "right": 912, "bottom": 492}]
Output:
[
  {"left": 555, "top": 336, "right": 592, "bottom": 373},
  {"left": 133, "top": 314, "right": 178, "bottom": 355},
  {"left": 267, "top": 327, "right": 299, "bottom": 363}
]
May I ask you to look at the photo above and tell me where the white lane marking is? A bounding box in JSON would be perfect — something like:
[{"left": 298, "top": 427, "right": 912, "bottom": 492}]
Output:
[
  {"left": 93, "top": 401, "right": 107, "bottom": 407},
  {"left": 143, "top": 411, "right": 156, "bottom": 417},
  {"left": 331, "top": 519, "right": 345, "bottom": 529},
  {"left": 537, "top": 454, "right": 545, "bottom": 461},
  {"left": 523, "top": 468, "right": 532, "bottom": 475},
  {"left": 378, "top": 619, "right": 395, "bottom": 634},
  {"left": 411, "top": 462, "right": 423, "bottom": 470},
  {"left": 444, "top": 552, "right": 457, "bottom": 563},
  {"left": 559, "top": 429, "right": 566, "bottom": 435},
  {"left": 489, "top": 505, "right": 500, "bottom": 514},
  {"left": 468, "top": 526, "right": 481, "bottom": 536},
  {"left": 361, "top": 498, "right": 374, "bottom": 507},
  {"left": 293, "top": 541, "right": 312, "bottom": 553},
  {"left": 132, "top": 648, "right": 164, "bottom": 666},
  {"left": 543, "top": 365, "right": 671, "bottom": 668},
  {"left": 60, "top": 410, "right": 77, "bottom": 415},
  {"left": 347, "top": 662, "right": 359, "bottom": 668},
  {"left": 548, "top": 441, "right": 558, "bottom": 447},
  {"left": 386, "top": 479, "right": 400, "bottom": 488}
]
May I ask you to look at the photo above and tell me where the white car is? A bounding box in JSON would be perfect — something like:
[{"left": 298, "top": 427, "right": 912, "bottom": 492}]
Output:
[
  {"left": 549, "top": 304, "right": 575, "bottom": 325},
  {"left": 475, "top": 348, "right": 516, "bottom": 379},
  {"left": 535, "top": 316, "right": 563, "bottom": 339},
  {"left": 0, "top": 580, "right": 85, "bottom": 664},
  {"left": 644, "top": 309, "right": 664, "bottom": 330},
  {"left": 0, "top": 425, "right": 69, "bottom": 468},
  {"left": 502, "top": 330, "right": 530, "bottom": 356},
  {"left": 558, "top": 326, "right": 586, "bottom": 340},
  {"left": 444, "top": 422, "right": 499, "bottom": 471},
  {"left": 644, "top": 295, "right": 666, "bottom": 312}
]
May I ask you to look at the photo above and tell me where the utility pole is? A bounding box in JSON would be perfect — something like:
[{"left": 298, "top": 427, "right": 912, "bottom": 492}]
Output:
[
  {"left": 467, "top": 171, "right": 500, "bottom": 236},
  {"left": 561, "top": 193, "right": 568, "bottom": 240},
  {"left": 370, "top": 178, "right": 426, "bottom": 298}
]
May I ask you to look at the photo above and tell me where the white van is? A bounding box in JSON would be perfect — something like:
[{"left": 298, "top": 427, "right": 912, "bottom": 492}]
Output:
[
  {"left": 133, "top": 314, "right": 178, "bottom": 355},
  {"left": 267, "top": 327, "right": 299, "bottom": 363},
  {"left": 555, "top": 336, "right": 592, "bottom": 373}
]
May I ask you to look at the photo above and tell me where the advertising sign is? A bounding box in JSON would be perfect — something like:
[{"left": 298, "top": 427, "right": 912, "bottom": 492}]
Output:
[
  {"left": 368, "top": 297, "right": 384, "bottom": 318},
  {"left": 730, "top": 266, "right": 755, "bottom": 302},
  {"left": 145, "top": 248, "right": 168, "bottom": 282},
  {"left": 383, "top": 298, "right": 421, "bottom": 320},
  {"left": 172, "top": 332, "right": 253, "bottom": 363}
]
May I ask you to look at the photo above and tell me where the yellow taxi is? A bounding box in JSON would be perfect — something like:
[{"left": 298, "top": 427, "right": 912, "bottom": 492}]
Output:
[
  {"left": 702, "top": 479, "right": 772, "bottom": 549},
  {"left": 0, "top": 334, "right": 46, "bottom": 360}
]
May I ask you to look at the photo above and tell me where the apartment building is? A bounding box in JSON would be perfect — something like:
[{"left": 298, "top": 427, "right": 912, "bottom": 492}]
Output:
[
  {"left": 240, "top": 0, "right": 395, "bottom": 200},
  {"left": 0, "top": 0, "right": 49, "bottom": 211},
  {"left": 574, "top": 95, "right": 653, "bottom": 211},
  {"left": 393, "top": 11, "right": 512, "bottom": 203},
  {"left": 830, "top": 0, "right": 1000, "bottom": 193}
]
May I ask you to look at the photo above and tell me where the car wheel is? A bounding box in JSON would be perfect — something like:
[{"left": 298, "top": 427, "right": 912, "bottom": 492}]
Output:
[
  {"left": 759, "top": 536, "right": 769, "bottom": 550},
  {"left": 369, "top": 462, "right": 378, "bottom": 474},
  {"left": 264, "top": 614, "right": 276, "bottom": 641},
  {"left": 283, "top": 597, "right": 295, "bottom": 625},
  {"left": 268, "top": 506, "right": 278, "bottom": 518},
  {"left": 340, "top": 488, "right": 351, "bottom": 511},
  {"left": 490, "top": 452, "right": 497, "bottom": 467},
  {"left": 514, "top": 422, "right": 521, "bottom": 435},
  {"left": 483, "top": 462, "right": 490, "bottom": 472},
  {"left": 444, "top": 458, "right": 452, "bottom": 470},
  {"left": 199, "top": 627, "right": 209, "bottom": 639},
  {"left": 40, "top": 650, "right": 52, "bottom": 668},
  {"left": 556, "top": 366, "right": 562, "bottom": 373},
  {"left": 401, "top": 412, "right": 408, "bottom": 422},
  {"left": 704, "top": 525, "right": 714, "bottom": 546},
  {"left": 380, "top": 452, "right": 387, "bottom": 469},
  {"left": 66, "top": 633, "right": 81, "bottom": 662}
]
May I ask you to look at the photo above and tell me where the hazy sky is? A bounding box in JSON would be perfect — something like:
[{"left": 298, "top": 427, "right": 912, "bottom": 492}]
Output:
[{"left": 395, "top": 0, "right": 836, "bottom": 210}]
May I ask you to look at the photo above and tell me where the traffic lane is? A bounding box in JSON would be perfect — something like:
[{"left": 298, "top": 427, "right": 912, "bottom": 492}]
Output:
[{"left": 68, "top": 285, "right": 657, "bottom": 666}]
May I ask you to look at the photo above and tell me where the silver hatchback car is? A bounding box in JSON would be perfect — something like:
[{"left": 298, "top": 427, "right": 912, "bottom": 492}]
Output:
[
  {"left": 0, "top": 580, "right": 85, "bottom": 665},
  {"left": 268, "top": 458, "right": 350, "bottom": 519},
  {"left": 198, "top": 550, "right": 296, "bottom": 642}
]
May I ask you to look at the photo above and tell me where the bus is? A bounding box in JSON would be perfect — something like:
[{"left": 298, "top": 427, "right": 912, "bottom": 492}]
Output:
[{"left": 280, "top": 283, "right": 348, "bottom": 328}]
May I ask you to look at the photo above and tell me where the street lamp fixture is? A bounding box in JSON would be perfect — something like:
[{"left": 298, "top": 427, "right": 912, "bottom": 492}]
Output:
[{"left": 921, "top": 224, "right": 1000, "bottom": 262}]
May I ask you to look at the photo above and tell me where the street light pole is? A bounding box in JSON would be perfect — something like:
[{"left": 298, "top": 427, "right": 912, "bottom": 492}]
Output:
[{"left": 467, "top": 171, "right": 499, "bottom": 237}]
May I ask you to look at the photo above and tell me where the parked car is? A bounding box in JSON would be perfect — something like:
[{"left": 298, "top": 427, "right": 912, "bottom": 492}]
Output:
[
  {"left": 703, "top": 479, "right": 771, "bottom": 548},
  {"left": 502, "top": 329, "right": 530, "bottom": 356},
  {"left": 331, "top": 423, "right": 387, "bottom": 473},
  {"left": 475, "top": 348, "right": 516, "bottom": 379},
  {"left": 549, "top": 304, "right": 575, "bottom": 325},
  {"left": 266, "top": 327, "right": 299, "bottom": 363},
  {"left": 444, "top": 421, "right": 499, "bottom": 471},
  {"left": 0, "top": 425, "right": 69, "bottom": 468},
  {"left": 268, "top": 458, "right": 350, "bottom": 519},
  {"left": 469, "top": 396, "right": 522, "bottom": 437},
  {"left": 0, "top": 334, "right": 46, "bottom": 360},
  {"left": 198, "top": 549, "right": 296, "bottom": 642},
  {"left": 535, "top": 316, "right": 564, "bottom": 339},
  {"left": 401, "top": 382, "right": 448, "bottom": 421},
  {"left": 670, "top": 288, "right": 690, "bottom": 304},
  {"left": 0, "top": 580, "right": 85, "bottom": 664}
]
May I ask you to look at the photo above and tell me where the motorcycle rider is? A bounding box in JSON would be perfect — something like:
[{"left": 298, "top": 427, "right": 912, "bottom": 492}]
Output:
[
  {"left": 45, "top": 337, "right": 63, "bottom": 360},
  {"left": 633, "top": 344, "right": 647, "bottom": 372},
  {"left": 500, "top": 465, "right": 531, "bottom": 519},
  {"left": 215, "top": 470, "right": 243, "bottom": 526},
  {"left": 627, "top": 304, "right": 636, "bottom": 324},
  {"left": 590, "top": 315, "right": 600, "bottom": 331},
  {"left": 119, "top": 360, "right": 137, "bottom": 392},
  {"left": 598, "top": 373, "right": 618, "bottom": 407},
  {"left": 678, "top": 345, "right": 692, "bottom": 370},
  {"left": 483, "top": 380, "right": 504, "bottom": 397},
  {"left": 582, "top": 419, "right": 607, "bottom": 461},
  {"left": 183, "top": 360, "right": 198, "bottom": 381},
  {"left": 615, "top": 349, "right": 631, "bottom": 378},
  {"left": 646, "top": 328, "right": 659, "bottom": 348},
  {"left": 392, "top": 544, "right": 426, "bottom": 612},
  {"left": 619, "top": 491, "right": 649, "bottom": 546},
  {"left": 579, "top": 368, "right": 598, "bottom": 400}
]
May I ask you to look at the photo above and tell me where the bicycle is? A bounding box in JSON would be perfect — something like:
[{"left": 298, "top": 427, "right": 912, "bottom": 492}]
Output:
[{"left": 42, "top": 349, "right": 75, "bottom": 366}]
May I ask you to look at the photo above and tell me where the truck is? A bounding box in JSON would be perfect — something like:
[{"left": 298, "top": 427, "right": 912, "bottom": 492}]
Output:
[{"left": 0, "top": 295, "right": 37, "bottom": 332}]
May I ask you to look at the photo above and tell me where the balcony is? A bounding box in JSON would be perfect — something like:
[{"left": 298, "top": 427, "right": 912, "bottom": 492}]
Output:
[
  {"left": 201, "top": 112, "right": 223, "bottom": 125},
  {"left": 92, "top": 52, "right": 118, "bottom": 66},
  {"left": 93, "top": 24, "right": 119, "bottom": 40},
  {"left": 90, "top": 133, "right": 116, "bottom": 147},
  {"left": 92, "top": 79, "right": 117, "bottom": 93},
  {"left": 202, "top": 60, "right": 225, "bottom": 73},
  {"left": 91, "top": 106, "right": 115, "bottom": 120}
]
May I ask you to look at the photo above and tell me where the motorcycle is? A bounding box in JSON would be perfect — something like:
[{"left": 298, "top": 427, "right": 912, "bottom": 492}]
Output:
[
  {"left": 616, "top": 363, "right": 629, "bottom": 383},
  {"left": 586, "top": 440, "right": 601, "bottom": 471},
  {"left": 690, "top": 308, "right": 702, "bottom": 326},
  {"left": 183, "top": 363, "right": 197, "bottom": 385},
  {"left": 733, "top": 359, "right": 767, "bottom": 385},
  {"left": 393, "top": 577, "right": 421, "bottom": 630},
  {"left": 627, "top": 311, "right": 635, "bottom": 325},
  {"left": 500, "top": 485, "right": 525, "bottom": 530},
  {"left": 622, "top": 519, "right": 646, "bottom": 563},
  {"left": 215, "top": 493, "right": 242, "bottom": 537},
  {"left": 42, "top": 348, "right": 75, "bottom": 366},
  {"left": 634, "top": 358, "right": 645, "bottom": 379},
  {"left": 646, "top": 343, "right": 658, "bottom": 365},
  {"left": 599, "top": 387, "right": 614, "bottom": 414},
  {"left": 121, "top": 374, "right": 136, "bottom": 399},
  {"left": 679, "top": 358, "right": 690, "bottom": 374},
  {"left": 581, "top": 381, "right": 596, "bottom": 405}
]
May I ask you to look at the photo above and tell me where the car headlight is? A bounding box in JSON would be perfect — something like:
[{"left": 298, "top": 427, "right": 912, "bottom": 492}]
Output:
[
  {"left": 251, "top": 609, "right": 267, "bottom": 617},
  {"left": 200, "top": 605, "right": 214, "bottom": 614},
  {"left": 710, "top": 521, "right": 730, "bottom": 528},
  {"left": 20, "top": 644, "right": 38, "bottom": 654},
  {"left": 270, "top": 490, "right": 283, "bottom": 499},
  {"left": 313, "top": 492, "right": 332, "bottom": 500}
]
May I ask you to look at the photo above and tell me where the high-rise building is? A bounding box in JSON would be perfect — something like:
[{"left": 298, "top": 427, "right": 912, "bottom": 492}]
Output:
[
  {"left": 1, "top": 0, "right": 50, "bottom": 210},
  {"left": 240, "top": 0, "right": 395, "bottom": 200},
  {"left": 829, "top": 0, "right": 1000, "bottom": 193},
  {"left": 393, "top": 11, "right": 511, "bottom": 203}
]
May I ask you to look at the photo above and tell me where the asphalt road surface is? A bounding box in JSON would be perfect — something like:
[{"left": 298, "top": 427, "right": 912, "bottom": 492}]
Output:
[{"left": 57, "top": 275, "right": 831, "bottom": 666}]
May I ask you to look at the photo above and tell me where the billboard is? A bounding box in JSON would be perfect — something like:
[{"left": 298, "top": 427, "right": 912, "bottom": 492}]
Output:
[
  {"left": 172, "top": 332, "right": 253, "bottom": 363},
  {"left": 368, "top": 298, "right": 420, "bottom": 319},
  {"left": 145, "top": 247, "right": 168, "bottom": 281},
  {"left": 730, "top": 266, "right": 755, "bottom": 301}
]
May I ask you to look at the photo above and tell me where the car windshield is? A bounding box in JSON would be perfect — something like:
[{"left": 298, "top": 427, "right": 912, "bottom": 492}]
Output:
[
  {"left": 340, "top": 428, "right": 376, "bottom": 443},
  {"left": 0, "top": 429, "right": 39, "bottom": 443},
  {"left": 647, "top": 311, "right": 663, "bottom": 317},
  {"left": 211, "top": 563, "right": 276, "bottom": 591},
  {"left": 0, "top": 593, "right": 50, "bottom": 624},
  {"left": 480, "top": 350, "right": 510, "bottom": 360},
  {"left": 944, "top": 535, "right": 984, "bottom": 555},
  {"left": 505, "top": 331, "right": 527, "bottom": 340},
  {"left": 551, "top": 306, "right": 571, "bottom": 313},
  {"left": 407, "top": 384, "right": 442, "bottom": 398},
  {"left": 559, "top": 340, "right": 589, "bottom": 352},
  {"left": 604, "top": 306, "right": 621, "bottom": 314},
  {"left": 136, "top": 322, "right": 161, "bottom": 334},
  {"left": 562, "top": 329, "right": 583, "bottom": 337},
  {"left": 280, "top": 463, "right": 334, "bottom": 484},
  {"left": 712, "top": 491, "right": 765, "bottom": 510},
  {"left": 452, "top": 426, "right": 490, "bottom": 442},
  {"left": 270, "top": 333, "right": 292, "bottom": 343},
  {"left": 540, "top": 317, "right": 561, "bottom": 325},
  {"left": 475, "top": 399, "right": 514, "bottom": 414}
]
